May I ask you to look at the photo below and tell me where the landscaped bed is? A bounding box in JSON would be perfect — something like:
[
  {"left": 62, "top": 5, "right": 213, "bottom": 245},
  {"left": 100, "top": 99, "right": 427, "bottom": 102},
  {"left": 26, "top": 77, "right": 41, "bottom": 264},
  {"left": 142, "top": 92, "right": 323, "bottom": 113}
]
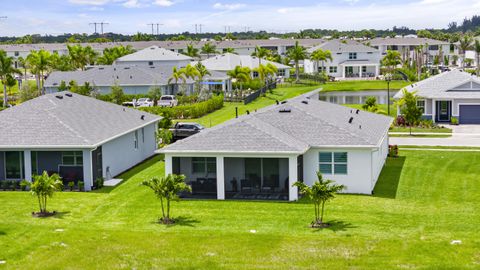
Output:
[{"left": 0, "top": 151, "right": 479, "bottom": 268}]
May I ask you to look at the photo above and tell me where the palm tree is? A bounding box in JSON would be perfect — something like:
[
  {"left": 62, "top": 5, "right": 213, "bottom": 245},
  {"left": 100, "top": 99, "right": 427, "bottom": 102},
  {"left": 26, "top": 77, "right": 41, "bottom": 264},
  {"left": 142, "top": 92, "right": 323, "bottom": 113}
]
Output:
[
  {"left": 287, "top": 41, "right": 307, "bottom": 83},
  {"left": 67, "top": 44, "right": 98, "bottom": 70},
  {"left": 0, "top": 50, "right": 20, "bottom": 107},
  {"left": 28, "top": 171, "right": 63, "bottom": 215},
  {"left": 251, "top": 46, "right": 271, "bottom": 67},
  {"left": 310, "top": 49, "right": 332, "bottom": 73},
  {"left": 98, "top": 45, "right": 135, "bottom": 65},
  {"left": 181, "top": 64, "right": 200, "bottom": 94},
  {"left": 185, "top": 44, "right": 200, "bottom": 59},
  {"left": 227, "top": 66, "right": 251, "bottom": 92},
  {"left": 457, "top": 35, "right": 473, "bottom": 68},
  {"left": 201, "top": 42, "right": 218, "bottom": 58},
  {"left": 381, "top": 50, "right": 402, "bottom": 75},
  {"left": 194, "top": 62, "right": 211, "bottom": 93},
  {"left": 141, "top": 174, "right": 191, "bottom": 224},
  {"left": 168, "top": 67, "right": 187, "bottom": 94},
  {"left": 26, "top": 50, "right": 51, "bottom": 95},
  {"left": 17, "top": 56, "right": 28, "bottom": 80},
  {"left": 474, "top": 40, "right": 480, "bottom": 76},
  {"left": 224, "top": 47, "right": 237, "bottom": 54},
  {"left": 254, "top": 63, "right": 278, "bottom": 86},
  {"left": 293, "top": 172, "right": 345, "bottom": 227}
]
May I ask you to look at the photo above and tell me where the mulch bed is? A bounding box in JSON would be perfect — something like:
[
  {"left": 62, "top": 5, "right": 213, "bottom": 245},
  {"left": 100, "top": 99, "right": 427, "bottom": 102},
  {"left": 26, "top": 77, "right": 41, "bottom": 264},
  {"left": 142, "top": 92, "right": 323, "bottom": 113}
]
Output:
[{"left": 32, "top": 211, "right": 57, "bottom": 218}]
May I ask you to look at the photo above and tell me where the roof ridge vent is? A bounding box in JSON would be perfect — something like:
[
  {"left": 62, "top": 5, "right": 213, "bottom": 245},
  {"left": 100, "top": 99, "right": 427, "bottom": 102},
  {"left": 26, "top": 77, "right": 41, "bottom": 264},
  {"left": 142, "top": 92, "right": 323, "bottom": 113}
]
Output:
[
  {"left": 281, "top": 101, "right": 287, "bottom": 104},
  {"left": 55, "top": 95, "right": 63, "bottom": 99},
  {"left": 356, "top": 109, "right": 360, "bottom": 114},
  {"left": 349, "top": 117, "right": 354, "bottom": 123},
  {"left": 279, "top": 108, "right": 291, "bottom": 113},
  {"left": 65, "top": 93, "right": 73, "bottom": 97},
  {"left": 301, "top": 100, "right": 308, "bottom": 104}
]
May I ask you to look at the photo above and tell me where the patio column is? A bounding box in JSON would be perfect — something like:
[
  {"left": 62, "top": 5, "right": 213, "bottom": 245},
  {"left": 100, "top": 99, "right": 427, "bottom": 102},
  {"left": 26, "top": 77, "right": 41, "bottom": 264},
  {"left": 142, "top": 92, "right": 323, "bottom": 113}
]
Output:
[
  {"left": 432, "top": 99, "right": 436, "bottom": 123},
  {"left": 23, "top": 150, "right": 32, "bottom": 182},
  {"left": 164, "top": 155, "right": 172, "bottom": 175},
  {"left": 375, "top": 65, "right": 380, "bottom": 77},
  {"left": 216, "top": 156, "right": 225, "bottom": 200},
  {"left": 359, "top": 66, "right": 363, "bottom": 78},
  {"left": 82, "top": 150, "right": 93, "bottom": 191},
  {"left": 342, "top": 66, "right": 346, "bottom": 79},
  {"left": 288, "top": 156, "right": 298, "bottom": 201}
]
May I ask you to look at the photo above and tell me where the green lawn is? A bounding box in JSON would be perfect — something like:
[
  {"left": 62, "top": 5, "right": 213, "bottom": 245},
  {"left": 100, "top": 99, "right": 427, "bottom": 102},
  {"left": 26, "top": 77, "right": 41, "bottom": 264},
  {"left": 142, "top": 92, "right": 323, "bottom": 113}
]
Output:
[
  {"left": 184, "top": 84, "right": 321, "bottom": 127},
  {"left": 389, "top": 134, "right": 452, "bottom": 138},
  {"left": 389, "top": 126, "right": 452, "bottom": 134},
  {"left": 321, "top": 80, "right": 411, "bottom": 92},
  {"left": 344, "top": 103, "right": 397, "bottom": 117},
  {"left": 0, "top": 151, "right": 479, "bottom": 269}
]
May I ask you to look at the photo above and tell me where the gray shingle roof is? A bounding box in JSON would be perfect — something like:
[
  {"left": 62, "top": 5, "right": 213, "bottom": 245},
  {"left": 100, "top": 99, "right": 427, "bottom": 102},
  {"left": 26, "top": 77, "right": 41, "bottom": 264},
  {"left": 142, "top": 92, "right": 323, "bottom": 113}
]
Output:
[
  {"left": 368, "top": 37, "right": 448, "bottom": 46},
  {"left": 307, "top": 39, "right": 378, "bottom": 54},
  {"left": 44, "top": 65, "right": 195, "bottom": 88},
  {"left": 115, "top": 46, "right": 193, "bottom": 62},
  {"left": 198, "top": 53, "right": 291, "bottom": 71},
  {"left": 0, "top": 92, "right": 161, "bottom": 148},
  {"left": 160, "top": 91, "right": 392, "bottom": 154},
  {"left": 0, "top": 39, "right": 325, "bottom": 53},
  {"left": 394, "top": 69, "right": 480, "bottom": 99}
]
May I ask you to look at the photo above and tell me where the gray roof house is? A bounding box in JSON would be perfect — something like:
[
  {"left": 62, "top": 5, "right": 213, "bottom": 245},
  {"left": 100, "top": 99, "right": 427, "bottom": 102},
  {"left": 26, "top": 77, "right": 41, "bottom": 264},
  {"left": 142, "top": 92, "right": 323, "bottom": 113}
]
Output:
[
  {"left": 115, "top": 46, "right": 193, "bottom": 69},
  {"left": 304, "top": 39, "right": 382, "bottom": 79},
  {"left": 0, "top": 92, "right": 161, "bottom": 190},
  {"left": 198, "top": 53, "right": 291, "bottom": 79},
  {"left": 159, "top": 91, "right": 392, "bottom": 201},
  {"left": 394, "top": 69, "right": 480, "bottom": 124},
  {"left": 44, "top": 65, "right": 206, "bottom": 95}
]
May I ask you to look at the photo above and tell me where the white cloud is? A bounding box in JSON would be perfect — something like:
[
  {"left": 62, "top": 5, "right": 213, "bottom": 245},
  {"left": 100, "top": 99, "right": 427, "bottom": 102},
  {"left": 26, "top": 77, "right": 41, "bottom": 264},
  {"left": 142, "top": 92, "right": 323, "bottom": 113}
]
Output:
[
  {"left": 277, "top": 8, "right": 288, "bottom": 14},
  {"left": 153, "top": 0, "right": 174, "bottom": 7},
  {"left": 213, "top": 2, "right": 246, "bottom": 10},
  {"left": 343, "top": 0, "right": 359, "bottom": 4},
  {"left": 87, "top": 6, "right": 105, "bottom": 11},
  {"left": 69, "top": 0, "right": 110, "bottom": 5},
  {"left": 123, "top": 0, "right": 142, "bottom": 8}
]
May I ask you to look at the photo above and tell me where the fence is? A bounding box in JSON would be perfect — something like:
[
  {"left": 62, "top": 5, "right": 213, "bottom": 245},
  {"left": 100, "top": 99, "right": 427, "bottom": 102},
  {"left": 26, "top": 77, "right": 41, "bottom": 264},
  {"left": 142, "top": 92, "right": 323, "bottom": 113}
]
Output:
[{"left": 243, "top": 82, "right": 277, "bottom": 105}]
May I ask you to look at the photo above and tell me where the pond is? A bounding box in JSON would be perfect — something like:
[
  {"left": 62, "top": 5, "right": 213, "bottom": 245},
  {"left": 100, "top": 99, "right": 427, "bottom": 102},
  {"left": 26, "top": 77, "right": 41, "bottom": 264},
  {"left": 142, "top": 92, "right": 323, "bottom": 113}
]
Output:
[{"left": 318, "top": 90, "right": 400, "bottom": 105}]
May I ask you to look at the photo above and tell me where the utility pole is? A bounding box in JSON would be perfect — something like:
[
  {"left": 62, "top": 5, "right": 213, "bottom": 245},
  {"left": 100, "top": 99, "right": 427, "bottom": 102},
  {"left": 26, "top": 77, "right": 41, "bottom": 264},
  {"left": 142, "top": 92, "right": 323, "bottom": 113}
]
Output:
[
  {"left": 148, "top": 23, "right": 163, "bottom": 35},
  {"left": 90, "top": 22, "right": 109, "bottom": 34}
]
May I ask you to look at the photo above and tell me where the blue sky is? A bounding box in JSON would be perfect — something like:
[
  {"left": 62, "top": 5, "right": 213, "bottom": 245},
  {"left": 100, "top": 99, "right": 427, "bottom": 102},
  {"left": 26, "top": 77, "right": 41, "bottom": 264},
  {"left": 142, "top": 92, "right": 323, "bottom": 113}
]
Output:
[{"left": 0, "top": 0, "right": 479, "bottom": 36}]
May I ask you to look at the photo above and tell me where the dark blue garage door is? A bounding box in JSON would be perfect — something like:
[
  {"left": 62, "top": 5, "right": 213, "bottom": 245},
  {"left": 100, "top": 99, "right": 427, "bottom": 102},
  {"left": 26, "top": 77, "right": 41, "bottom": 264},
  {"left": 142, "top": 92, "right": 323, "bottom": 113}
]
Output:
[{"left": 459, "top": 105, "right": 480, "bottom": 124}]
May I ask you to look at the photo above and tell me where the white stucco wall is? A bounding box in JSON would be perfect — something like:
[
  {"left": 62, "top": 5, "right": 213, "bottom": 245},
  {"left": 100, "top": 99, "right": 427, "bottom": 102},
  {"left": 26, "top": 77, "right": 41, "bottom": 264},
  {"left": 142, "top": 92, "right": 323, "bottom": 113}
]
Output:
[
  {"left": 302, "top": 147, "right": 380, "bottom": 194},
  {"left": 101, "top": 122, "right": 157, "bottom": 178}
]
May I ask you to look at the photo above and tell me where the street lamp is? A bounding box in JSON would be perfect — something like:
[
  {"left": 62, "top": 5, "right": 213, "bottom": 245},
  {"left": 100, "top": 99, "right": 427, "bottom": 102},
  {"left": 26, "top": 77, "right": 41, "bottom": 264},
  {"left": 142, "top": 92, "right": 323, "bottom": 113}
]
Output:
[{"left": 385, "top": 73, "right": 392, "bottom": 116}]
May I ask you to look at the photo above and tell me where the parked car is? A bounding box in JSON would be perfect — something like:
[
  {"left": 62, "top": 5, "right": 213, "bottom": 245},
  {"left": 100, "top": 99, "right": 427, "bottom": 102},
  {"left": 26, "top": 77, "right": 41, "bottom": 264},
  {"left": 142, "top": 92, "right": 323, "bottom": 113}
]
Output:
[
  {"left": 135, "top": 98, "right": 154, "bottom": 107},
  {"left": 170, "top": 122, "right": 204, "bottom": 141},
  {"left": 158, "top": 95, "right": 178, "bottom": 107}
]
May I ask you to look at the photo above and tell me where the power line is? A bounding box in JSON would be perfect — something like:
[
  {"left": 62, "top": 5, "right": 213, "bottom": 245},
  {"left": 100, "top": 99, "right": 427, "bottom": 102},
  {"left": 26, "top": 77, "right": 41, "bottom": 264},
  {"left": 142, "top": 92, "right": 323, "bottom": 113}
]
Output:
[
  {"left": 147, "top": 23, "right": 163, "bottom": 35},
  {"left": 194, "top": 24, "right": 204, "bottom": 34}
]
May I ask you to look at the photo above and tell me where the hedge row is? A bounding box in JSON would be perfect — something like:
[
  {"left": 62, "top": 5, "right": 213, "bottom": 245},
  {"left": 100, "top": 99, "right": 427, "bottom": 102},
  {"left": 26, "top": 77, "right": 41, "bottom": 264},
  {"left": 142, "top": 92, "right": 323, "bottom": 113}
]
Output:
[{"left": 139, "top": 94, "right": 224, "bottom": 119}]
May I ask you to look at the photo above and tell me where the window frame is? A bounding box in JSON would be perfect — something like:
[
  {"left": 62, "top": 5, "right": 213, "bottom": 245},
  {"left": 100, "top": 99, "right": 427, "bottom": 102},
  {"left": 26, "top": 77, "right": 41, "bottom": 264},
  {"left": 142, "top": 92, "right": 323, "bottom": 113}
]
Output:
[
  {"left": 329, "top": 66, "right": 337, "bottom": 73},
  {"left": 192, "top": 157, "right": 216, "bottom": 174},
  {"left": 318, "top": 152, "right": 348, "bottom": 175},
  {"left": 348, "top": 52, "right": 357, "bottom": 60},
  {"left": 417, "top": 99, "right": 425, "bottom": 114},
  {"left": 61, "top": 151, "right": 83, "bottom": 166},
  {"left": 134, "top": 130, "right": 139, "bottom": 150}
]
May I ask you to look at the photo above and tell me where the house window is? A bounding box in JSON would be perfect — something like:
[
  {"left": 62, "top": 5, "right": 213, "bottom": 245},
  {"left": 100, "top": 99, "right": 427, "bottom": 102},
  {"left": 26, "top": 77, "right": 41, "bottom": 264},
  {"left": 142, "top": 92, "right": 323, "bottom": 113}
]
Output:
[
  {"left": 134, "top": 131, "right": 139, "bottom": 149},
  {"left": 14, "top": 51, "right": 19, "bottom": 56},
  {"left": 192, "top": 157, "right": 216, "bottom": 174},
  {"left": 277, "top": 69, "right": 286, "bottom": 76},
  {"left": 349, "top": 53, "right": 357, "bottom": 60},
  {"left": 253, "top": 71, "right": 259, "bottom": 78},
  {"left": 148, "top": 61, "right": 154, "bottom": 66},
  {"left": 329, "top": 66, "right": 337, "bottom": 73},
  {"left": 417, "top": 100, "right": 425, "bottom": 114},
  {"left": 178, "top": 49, "right": 184, "bottom": 53},
  {"left": 362, "top": 66, "right": 367, "bottom": 73},
  {"left": 317, "top": 66, "right": 326, "bottom": 72},
  {"left": 62, "top": 151, "right": 83, "bottom": 166},
  {"left": 141, "top": 128, "right": 145, "bottom": 143},
  {"left": 319, "top": 152, "right": 348, "bottom": 175}
]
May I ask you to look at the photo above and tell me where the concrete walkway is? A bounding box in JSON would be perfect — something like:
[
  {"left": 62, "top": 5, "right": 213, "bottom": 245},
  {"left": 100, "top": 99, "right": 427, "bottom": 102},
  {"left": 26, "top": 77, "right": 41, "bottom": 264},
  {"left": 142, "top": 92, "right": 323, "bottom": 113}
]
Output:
[{"left": 390, "top": 125, "right": 480, "bottom": 147}]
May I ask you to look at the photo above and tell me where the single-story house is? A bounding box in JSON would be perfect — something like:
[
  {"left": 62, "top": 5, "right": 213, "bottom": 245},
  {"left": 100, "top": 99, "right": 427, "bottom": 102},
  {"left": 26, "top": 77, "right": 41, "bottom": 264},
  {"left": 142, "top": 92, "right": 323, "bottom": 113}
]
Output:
[
  {"left": 159, "top": 91, "right": 392, "bottom": 201},
  {"left": 45, "top": 65, "right": 231, "bottom": 95},
  {"left": 304, "top": 39, "right": 382, "bottom": 79},
  {"left": 115, "top": 45, "right": 193, "bottom": 69},
  {"left": 394, "top": 69, "right": 480, "bottom": 124},
  {"left": 198, "top": 53, "right": 291, "bottom": 79},
  {"left": 0, "top": 92, "right": 160, "bottom": 190}
]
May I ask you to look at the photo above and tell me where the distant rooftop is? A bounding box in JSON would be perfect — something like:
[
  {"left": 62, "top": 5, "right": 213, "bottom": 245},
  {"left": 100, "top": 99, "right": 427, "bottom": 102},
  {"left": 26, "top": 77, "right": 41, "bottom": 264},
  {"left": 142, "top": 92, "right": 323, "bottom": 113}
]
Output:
[
  {"left": 115, "top": 46, "right": 193, "bottom": 62},
  {"left": 307, "top": 39, "right": 378, "bottom": 53},
  {"left": 368, "top": 37, "right": 448, "bottom": 46},
  {"left": 198, "top": 53, "right": 291, "bottom": 71}
]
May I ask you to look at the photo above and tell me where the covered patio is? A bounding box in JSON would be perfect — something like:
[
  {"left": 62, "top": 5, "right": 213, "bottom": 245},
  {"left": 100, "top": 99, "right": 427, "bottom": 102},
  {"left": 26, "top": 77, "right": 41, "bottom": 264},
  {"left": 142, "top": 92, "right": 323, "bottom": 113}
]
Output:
[{"left": 340, "top": 60, "right": 380, "bottom": 79}]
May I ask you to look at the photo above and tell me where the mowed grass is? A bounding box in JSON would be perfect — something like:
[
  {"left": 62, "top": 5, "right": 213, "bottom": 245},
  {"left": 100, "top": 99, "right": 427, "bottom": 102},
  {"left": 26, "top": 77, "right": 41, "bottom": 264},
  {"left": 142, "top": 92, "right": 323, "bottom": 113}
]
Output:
[
  {"left": 1, "top": 151, "right": 480, "bottom": 269},
  {"left": 185, "top": 84, "right": 321, "bottom": 127},
  {"left": 321, "top": 80, "right": 411, "bottom": 92}
]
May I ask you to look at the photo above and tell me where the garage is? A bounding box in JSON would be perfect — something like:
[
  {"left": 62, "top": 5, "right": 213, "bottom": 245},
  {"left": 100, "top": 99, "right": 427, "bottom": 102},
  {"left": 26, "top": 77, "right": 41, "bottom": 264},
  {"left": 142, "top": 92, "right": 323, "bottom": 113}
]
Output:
[{"left": 459, "top": 105, "right": 480, "bottom": 124}]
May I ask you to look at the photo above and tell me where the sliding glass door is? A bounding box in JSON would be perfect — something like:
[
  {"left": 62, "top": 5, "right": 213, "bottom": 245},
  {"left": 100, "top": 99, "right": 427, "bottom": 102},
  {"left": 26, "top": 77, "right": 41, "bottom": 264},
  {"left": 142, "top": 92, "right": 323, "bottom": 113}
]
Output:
[{"left": 5, "top": 151, "right": 24, "bottom": 180}]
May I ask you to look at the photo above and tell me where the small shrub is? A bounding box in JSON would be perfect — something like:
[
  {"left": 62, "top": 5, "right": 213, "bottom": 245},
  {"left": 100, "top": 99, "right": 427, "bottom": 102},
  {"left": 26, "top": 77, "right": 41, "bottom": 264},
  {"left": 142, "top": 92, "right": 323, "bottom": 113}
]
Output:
[
  {"left": 78, "top": 181, "right": 85, "bottom": 191},
  {"left": 20, "top": 179, "right": 30, "bottom": 191},
  {"left": 95, "top": 177, "right": 104, "bottom": 189},
  {"left": 157, "top": 129, "right": 173, "bottom": 147},
  {"left": 395, "top": 115, "right": 406, "bottom": 126},
  {"left": 419, "top": 119, "right": 434, "bottom": 128},
  {"left": 1, "top": 180, "right": 9, "bottom": 191},
  {"left": 389, "top": 145, "right": 399, "bottom": 158},
  {"left": 68, "top": 181, "right": 75, "bottom": 191},
  {"left": 451, "top": 117, "right": 459, "bottom": 125},
  {"left": 140, "top": 94, "right": 224, "bottom": 119},
  {"left": 11, "top": 180, "right": 18, "bottom": 191}
]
